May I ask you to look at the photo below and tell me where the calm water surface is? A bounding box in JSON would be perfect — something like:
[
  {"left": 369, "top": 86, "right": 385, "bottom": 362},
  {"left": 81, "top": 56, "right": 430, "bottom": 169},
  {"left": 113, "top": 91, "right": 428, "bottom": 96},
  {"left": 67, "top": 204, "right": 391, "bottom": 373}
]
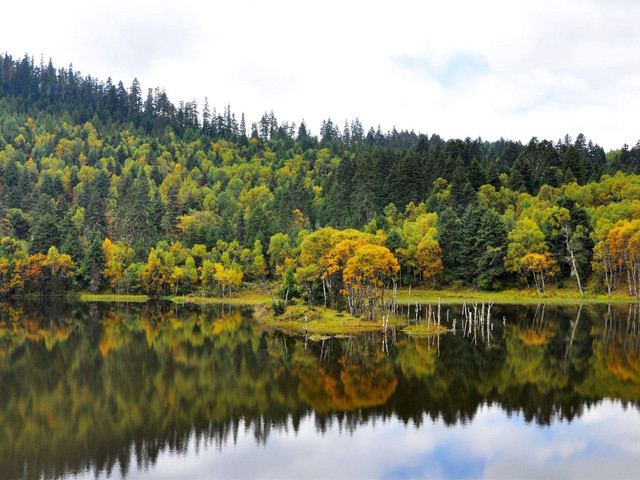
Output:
[{"left": 1, "top": 301, "right": 640, "bottom": 479}]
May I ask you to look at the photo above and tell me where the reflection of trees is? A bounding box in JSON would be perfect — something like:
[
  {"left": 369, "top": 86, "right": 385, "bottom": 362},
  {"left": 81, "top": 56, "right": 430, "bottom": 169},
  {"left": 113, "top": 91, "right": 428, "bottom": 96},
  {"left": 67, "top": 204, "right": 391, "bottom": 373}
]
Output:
[
  {"left": 578, "top": 303, "right": 640, "bottom": 400},
  {"left": 393, "top": 336, "right": 437, "bottom": 380},
  {"left": 2, "top": 302, "right": 640, "bottom": 479},
  {"left": 0, "top": 301, "right": 73, "bottom": 356},
  {"left": 499, "top": 305, "right": 567, "bottom": 396},
  {"left": 386, "top": 324, "right": 507, "bottom": 426},
  {"left": 0, "top": 302, "right": 298, "bottom": 480},
  {"left": 294, "top": 335, "right": 397, "bottom": 411},
  {"left": 377, "top": 304, "right": 639, "bottom": 427},
  {"left": 493, "top": 306, "right": 575, "bottom": 424}
]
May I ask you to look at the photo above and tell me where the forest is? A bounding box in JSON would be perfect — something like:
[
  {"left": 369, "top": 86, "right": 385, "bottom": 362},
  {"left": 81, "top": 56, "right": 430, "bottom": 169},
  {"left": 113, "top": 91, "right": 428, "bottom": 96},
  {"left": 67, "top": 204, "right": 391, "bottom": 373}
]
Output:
[{"left": 2, "top": 53, "right": 640, "bottom": 303}]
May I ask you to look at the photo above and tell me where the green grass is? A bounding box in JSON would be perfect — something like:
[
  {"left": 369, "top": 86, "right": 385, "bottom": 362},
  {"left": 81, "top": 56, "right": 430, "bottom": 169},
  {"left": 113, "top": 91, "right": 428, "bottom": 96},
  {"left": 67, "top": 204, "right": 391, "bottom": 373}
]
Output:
[
  {"left": 395, "top": 287, "right": 639, "bottom": 305},
  {"left": 71, "top": 290, "right": 272, "bottom": 305},
  {"left": 169, "top": 290, "right": 271, "bottom": 305},
  {"left": 255, "top": 304, "right": 410, "bottom": 336},
  {"left": 77, "top": 293, "right": 149, "bottom": 302},
  {"left": 70, "top": 285, "right": 640, "bottom": 306}
]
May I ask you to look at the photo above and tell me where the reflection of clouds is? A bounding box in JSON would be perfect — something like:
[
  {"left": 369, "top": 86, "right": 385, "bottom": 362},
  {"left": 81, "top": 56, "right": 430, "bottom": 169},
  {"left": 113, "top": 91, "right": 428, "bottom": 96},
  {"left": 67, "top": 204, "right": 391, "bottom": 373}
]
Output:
[
  {"left": 472, "top": 402, "right": 640, "bottom": 480},
  {"left": 580, "top": 403, "right": 617, "bottom": 424},
  {"left": 74, "top": 400, "right": 640, "bottom": 479}
]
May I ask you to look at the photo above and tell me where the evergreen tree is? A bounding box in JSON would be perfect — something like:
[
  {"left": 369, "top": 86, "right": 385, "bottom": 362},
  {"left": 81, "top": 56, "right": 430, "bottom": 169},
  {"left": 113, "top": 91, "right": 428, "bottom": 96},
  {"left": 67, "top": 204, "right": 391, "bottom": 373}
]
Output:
[
  {"left": 84, "top": 188, "right": 108, "bottom": 239},
  {"left": 326, "top": 155, "right": 356, "bottom": 227},
  {"left": 351, "top": 151, "right": 379, "bottom": 226},
  {"left": 81, "top": 233, "right": 105, "bottom": 293},
  {"left": 8, "top": 209, "right": 30, "bottom": 240},
  {"left": 437, "top": 208, "right": 463, "bottom": 283},
  {"left": 59, "top": 211, "right": 83, "bottom": 262},
  {"left": 543, "top": 197, "right": 594, "bottom": 282},
  {"left": 467, "top": 158, "right": 487, "bottom": 190},
  {"left": 385, "top": 230, "right": 404, "bottom": 254},
  {"left": 460, "top": 204, "right": 507, "bottom": 289},
  {"left": 562, "top": 146, "right": 584, "bottom": 184},
  {"left": 29, "top": 213, "right": 60, "bottom": 254},
  {"left": 508, "top": 155, "right": 533, "bottom": 193},
  {"left": 475, "top": 208, "right": 507, "bottom": 289}
]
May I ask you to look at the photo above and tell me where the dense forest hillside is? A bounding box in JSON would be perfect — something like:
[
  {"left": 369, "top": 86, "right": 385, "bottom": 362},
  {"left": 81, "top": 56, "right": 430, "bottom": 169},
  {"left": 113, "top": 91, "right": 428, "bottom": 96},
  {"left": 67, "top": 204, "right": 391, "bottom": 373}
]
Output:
[{"left": 2, "top": 53, "right": 640, "bottom": 301}]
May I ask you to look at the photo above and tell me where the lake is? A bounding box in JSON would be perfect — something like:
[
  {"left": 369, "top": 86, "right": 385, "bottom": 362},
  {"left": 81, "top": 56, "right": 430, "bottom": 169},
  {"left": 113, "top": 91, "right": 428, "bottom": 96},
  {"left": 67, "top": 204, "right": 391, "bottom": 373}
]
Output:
[{"left": 1, "top": 301, "right": 640, "bottom": 479}]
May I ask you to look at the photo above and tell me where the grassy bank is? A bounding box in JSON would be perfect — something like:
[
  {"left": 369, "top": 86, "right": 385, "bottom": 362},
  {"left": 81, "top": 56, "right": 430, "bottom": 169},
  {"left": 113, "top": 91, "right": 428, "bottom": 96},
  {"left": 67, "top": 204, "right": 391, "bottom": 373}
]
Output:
[
  {"left": 66, "top": 286, "right": 640, "bottom": 306},
  {"left": 255, "top": 304, "right": 445, "bottom": 337},
  {"left": 73, "top": 290, "right": 271, "bottom": 305},
  {"left": 395, "top": 287, "right": 639, "bottom": 305},
  {"left": 77, "top": 293, "right": 149, "bottom": 302},
  {"left": 169, "top": 290, "right": 271, "bottom": 305}
]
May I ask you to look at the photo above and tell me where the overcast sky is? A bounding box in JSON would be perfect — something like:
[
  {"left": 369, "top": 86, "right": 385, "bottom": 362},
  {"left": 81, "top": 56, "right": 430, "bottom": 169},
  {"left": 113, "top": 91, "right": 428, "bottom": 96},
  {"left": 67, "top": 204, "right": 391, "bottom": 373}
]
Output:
[{"left": 2, "top": 0, "right": 640, "bottom": 149}]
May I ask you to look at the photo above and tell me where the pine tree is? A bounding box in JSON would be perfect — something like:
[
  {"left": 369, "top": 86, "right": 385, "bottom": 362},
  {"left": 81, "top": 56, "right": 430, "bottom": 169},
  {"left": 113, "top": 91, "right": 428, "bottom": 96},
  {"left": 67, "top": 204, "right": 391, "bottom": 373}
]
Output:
[
  {"left": 59, "top": 211, "right": 83, "bottom": 262},
  {"left": 437, "top": 208, "right": 463, "bottom": 283},
  {"left": 562, "top": 146, "right": 584, "bottom": 184},
  {"left": 81, "top": 233, "right": 105, "bottom": 293},
  {"left": 8, "top": 209, "right": 30, "bottom": 240},
  {"left": 508, "top": 155, "right": 534, "bottom": 193},
  {"left": 467, "top": 158, "right": 487, "bottom": 190},
  {"left": 475, "top": 208, "right": 507, "bottom": 289},
  {"left": 385, "top": 230, "right": 404, "bottom": 254},
  {"left": 459, "top": 203, "right": 507, "bottom": 288}
]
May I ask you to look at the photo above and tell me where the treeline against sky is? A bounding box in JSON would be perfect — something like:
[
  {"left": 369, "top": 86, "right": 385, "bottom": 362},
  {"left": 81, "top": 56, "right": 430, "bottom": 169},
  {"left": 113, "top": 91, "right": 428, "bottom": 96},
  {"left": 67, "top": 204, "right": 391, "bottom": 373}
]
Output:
[{"left": 2, "top": 53, "right": 640, "bottom": 299}]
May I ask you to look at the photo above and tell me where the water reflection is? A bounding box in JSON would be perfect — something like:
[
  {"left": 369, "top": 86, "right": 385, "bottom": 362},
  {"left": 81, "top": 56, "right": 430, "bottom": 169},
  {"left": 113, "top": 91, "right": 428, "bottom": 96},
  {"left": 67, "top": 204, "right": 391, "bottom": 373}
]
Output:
[
  {"left": 70, "top": 401, "right": 640, "bottom": 480},
  {"left": 1, "top": 301, "right": 640, "bottom": 479}
]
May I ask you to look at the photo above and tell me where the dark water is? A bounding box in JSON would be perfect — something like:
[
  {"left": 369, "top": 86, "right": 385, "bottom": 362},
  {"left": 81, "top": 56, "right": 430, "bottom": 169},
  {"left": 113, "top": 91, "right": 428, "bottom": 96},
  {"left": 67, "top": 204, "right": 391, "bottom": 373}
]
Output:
[{"left": 1, "top": 301, "right": 640, "bottom": 479}]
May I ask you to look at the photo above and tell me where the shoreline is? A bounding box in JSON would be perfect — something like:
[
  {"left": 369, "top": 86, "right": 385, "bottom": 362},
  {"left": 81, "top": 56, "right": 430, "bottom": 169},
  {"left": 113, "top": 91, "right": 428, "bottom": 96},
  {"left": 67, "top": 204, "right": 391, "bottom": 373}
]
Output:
[
  {"left": 393, "top": 288, "right": 639, "bottom": 305},
  {"left": 4, "top": 288, "right": 636, "bottom": 337},
  {"left": 5, "top": 287, "right": 638, "bottom": 306},
  {"left": 68, "top": 288, "right": 640, "bottom": 305}
]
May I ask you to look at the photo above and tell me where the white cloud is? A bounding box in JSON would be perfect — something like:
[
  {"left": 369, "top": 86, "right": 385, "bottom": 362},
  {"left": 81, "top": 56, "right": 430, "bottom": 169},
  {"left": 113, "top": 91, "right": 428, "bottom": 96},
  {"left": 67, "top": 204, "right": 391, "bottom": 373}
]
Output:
[{"left": 1, "top": 0, "right": 639, "bottom": 148}]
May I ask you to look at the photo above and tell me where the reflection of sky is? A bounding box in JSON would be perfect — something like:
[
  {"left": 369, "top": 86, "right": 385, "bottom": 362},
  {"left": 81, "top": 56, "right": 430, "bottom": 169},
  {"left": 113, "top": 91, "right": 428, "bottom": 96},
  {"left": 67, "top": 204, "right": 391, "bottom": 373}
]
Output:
[{"left": 74, "top": 400, "right": 640, "bottom": 480}]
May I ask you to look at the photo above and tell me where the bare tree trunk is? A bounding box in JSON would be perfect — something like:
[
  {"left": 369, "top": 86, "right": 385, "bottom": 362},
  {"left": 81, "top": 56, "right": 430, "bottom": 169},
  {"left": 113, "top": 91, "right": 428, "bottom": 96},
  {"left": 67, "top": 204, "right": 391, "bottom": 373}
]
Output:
[
  {"left": 322, "top": 277, "right": 327, "bottom": 308},
  {"left": 566, "top": 243, "right": 584, "bottom": 297},
  {"left": 563, "top": 226, "right": 584, "bottom": 298},
  {"left": 604, "top": 264, "right": 611, "bottom": 297},
  {"left": 532, "top": 270, "right": 540, "bottom": 295}
]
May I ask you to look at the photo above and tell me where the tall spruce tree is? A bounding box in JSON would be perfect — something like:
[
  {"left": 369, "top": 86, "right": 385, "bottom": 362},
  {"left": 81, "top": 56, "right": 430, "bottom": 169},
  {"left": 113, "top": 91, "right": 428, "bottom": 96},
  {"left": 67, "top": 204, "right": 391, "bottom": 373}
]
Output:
[
  {"left": 437, "top": 208, "right": 463, "bottom": 283},
  {"left": 460, "top": 203, "right": 507, "bottom": 289},
  {"left": 81, "top": 233, "right": 105, "bottom": 293}
]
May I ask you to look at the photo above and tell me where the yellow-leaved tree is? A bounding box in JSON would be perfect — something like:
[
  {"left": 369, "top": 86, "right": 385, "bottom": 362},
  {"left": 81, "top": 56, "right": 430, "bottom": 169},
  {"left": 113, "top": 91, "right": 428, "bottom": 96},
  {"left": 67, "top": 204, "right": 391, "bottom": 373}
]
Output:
[
  {"left": 342, "top": 244, "right": 399, "bottom": 320},
  {"left": 505, "top": 217, "right": 550, "bottom": 290},
  {"left": 521, "top": 252, "right": 558, "bottom": 295},
  {"left": 102, "top": 238, "right": 134, "bottom": 294},
  {"left": 416, "top": 236, "right": 443, "bottom": 286}
]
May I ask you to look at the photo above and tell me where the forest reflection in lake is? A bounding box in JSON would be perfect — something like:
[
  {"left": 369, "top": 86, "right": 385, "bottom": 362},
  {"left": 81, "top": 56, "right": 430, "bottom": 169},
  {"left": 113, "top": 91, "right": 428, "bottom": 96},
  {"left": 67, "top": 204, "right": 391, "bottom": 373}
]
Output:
[{"left": 1, "top": 301, "right": 640, "bottom": 479}]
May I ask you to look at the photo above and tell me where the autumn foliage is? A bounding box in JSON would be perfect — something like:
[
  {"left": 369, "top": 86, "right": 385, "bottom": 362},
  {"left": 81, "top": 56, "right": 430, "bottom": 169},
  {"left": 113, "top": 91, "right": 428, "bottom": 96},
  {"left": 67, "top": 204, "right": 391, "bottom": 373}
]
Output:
[{"left": 0, "top": 240, "right": 74, "bottom": 296}]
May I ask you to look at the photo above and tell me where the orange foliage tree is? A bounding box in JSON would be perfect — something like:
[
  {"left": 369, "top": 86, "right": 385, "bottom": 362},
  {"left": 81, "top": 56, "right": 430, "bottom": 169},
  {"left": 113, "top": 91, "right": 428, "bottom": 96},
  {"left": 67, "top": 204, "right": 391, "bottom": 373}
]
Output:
[
  {"left": 342, "top": 244, "right": 399, "bottom": 320},
  {"left": 522, "top": 252, "right": 557, "bottom": 295}
]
